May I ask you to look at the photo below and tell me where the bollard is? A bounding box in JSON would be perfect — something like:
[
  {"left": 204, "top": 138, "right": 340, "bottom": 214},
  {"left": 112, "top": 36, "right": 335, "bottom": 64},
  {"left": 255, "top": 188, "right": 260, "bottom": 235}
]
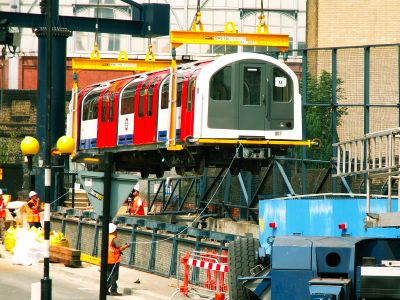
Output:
[
  {"left": 179, "top": 252, "right": 190, "bottom": 296},
  {"left": 210, "top": 249, "right": 217, "bottom": 290},
  {"left": 203, "top": 248, "right": 212, "bottom": 289},
  {"left": 219, "top": 250, "right": 228, "bottom": 292}
]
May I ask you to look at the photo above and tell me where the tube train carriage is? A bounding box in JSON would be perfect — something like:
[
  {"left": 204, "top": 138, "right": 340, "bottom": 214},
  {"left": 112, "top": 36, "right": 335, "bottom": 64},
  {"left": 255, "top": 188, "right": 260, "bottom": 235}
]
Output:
[{"left": 74, "top": 52, "right": 305, "bottom": 177}]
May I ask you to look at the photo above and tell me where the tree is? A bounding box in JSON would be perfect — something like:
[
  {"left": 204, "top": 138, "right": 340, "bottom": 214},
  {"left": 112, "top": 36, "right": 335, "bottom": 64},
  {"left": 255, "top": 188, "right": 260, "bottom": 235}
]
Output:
[{"left": 302, "top": 70, "right": 347, "bottom": 161}]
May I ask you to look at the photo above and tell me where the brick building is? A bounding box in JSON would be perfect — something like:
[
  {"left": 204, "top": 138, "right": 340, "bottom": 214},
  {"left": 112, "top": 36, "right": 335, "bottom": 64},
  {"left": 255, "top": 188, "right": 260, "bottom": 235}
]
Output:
[{"left": 306, "top": 0, "right": 400, "bottom": 141}]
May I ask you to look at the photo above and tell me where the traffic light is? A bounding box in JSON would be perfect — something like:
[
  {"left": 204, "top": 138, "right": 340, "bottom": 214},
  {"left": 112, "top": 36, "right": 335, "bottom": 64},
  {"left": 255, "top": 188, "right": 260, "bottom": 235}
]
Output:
[{"left": 0, "top": 19, "right": 13, "bottom": 45}]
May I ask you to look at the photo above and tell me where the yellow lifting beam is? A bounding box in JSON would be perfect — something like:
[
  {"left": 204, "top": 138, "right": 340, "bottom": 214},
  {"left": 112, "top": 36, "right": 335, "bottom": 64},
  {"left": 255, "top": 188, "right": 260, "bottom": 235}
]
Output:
[
  {"left": 72, "top": 49, "right": 171, "bottom": 72},
  {"left": 72, "top": 57, "right": 171, "bottom": 72},
  {"left": 193, "top": 138, "right": 321, "bottom": 148},
  {"left": 170, "top": 29, "right": 289, "bottom": 52}
]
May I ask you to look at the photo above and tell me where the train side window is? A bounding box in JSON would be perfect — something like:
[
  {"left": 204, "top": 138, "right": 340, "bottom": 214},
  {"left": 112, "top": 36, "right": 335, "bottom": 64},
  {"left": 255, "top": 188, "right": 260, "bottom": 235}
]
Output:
[
  {"left": 161, "top": 78, "right": 169, "bottom": 109},
  {"left": 147, "top": 79, "right": 157, "bottom": 116},
  {"left": 82, "top": 90, "right": 100, "bottom": 121},
  {"left": 210, "top": 66, "right": 231, "bottom": 101},
  {"left": 138, "top": 83, "right": 147, "bottom": 117},
  {"left": 93, "top": 98, "right": 99, "bottom": 119},
  {"left": 121, "top": 82, "right": 138, "bottom": 115},
  {"left": 187, "top": 71, "right": 199, "bottom": 112},
  {"left": 101, "top": 93, "right": 108, "bottom": 122},
  {"left": 273, "top": 68, "right": 293, "bottom": 103},
  {"left": 108, "top": 92, "right": 115, "bottom": 122},
  {"left": 243, "top": 67, "right": 261, "bottom": 106},
  {"left": 176, "top": 75, "right": 184, "bottom": 107}
]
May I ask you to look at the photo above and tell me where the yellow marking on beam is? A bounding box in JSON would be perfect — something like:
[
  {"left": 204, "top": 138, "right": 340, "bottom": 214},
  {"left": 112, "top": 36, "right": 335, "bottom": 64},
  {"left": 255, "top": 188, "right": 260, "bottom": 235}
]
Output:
[
  {"left": 167, "top": 144, "right": 184, "bottom": 151},
  {"left": 195, "top": 138, "right": 317, "bottom": 148},
  {"left": 72, "top": 58, "right": 171, "bottom": 72},
  {"left": 170, "top": 30, "right": 289, "bottom": 51},
  {"left": 80, "top": 253, "right": 101, "bottom": 265}
]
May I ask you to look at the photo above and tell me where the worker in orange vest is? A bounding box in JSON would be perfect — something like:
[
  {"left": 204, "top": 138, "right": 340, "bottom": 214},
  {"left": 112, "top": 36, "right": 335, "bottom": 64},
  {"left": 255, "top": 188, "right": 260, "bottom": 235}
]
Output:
[
  {"left": 26, "top": 191, "right": 42, "bottom": 228},
  {"left": 107, "top": 223, "right": 129, "bottom": 296},
  {"left": 0, "top": 189, "right": 6, "bottom": 243},
  {"left": 129, "top": 183, "right": 145, "bottom": 215}
]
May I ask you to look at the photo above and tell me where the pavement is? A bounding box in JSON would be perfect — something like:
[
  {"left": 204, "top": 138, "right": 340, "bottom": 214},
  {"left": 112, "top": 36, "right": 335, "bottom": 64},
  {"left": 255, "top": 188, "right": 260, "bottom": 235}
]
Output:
[{"left": 0, "top": 243, "right": 188, "bottom": 300}]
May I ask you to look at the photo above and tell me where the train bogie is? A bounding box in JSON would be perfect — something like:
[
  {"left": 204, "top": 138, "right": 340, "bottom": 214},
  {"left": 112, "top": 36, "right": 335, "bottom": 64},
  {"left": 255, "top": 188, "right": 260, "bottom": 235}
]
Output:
[{"left": 74, "top": 53, "right": 302, "bottom": 177}]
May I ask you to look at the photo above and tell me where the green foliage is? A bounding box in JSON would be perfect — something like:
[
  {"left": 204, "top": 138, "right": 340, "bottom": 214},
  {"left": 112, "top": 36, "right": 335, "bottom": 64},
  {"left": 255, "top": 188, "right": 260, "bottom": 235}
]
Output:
[
  {"left": 0, "top": 132, "right": 23, "bottom": 163},
  {"left": 302, "top": 70, "right": 347, "bottom": 161}
]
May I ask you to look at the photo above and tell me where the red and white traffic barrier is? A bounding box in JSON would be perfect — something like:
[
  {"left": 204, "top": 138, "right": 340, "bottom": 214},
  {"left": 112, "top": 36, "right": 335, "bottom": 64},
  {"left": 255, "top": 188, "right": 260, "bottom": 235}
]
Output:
[{"left": 179, "top": 249, "right": 228, "bottom": 299}]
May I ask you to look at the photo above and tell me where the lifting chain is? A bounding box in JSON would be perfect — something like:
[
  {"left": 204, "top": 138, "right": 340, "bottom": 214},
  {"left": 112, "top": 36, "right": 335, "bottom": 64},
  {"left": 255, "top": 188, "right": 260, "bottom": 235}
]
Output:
[
  {"left": 191, "top": 0, "right": 204, "bottom": 32},
  {"left": 257, "top": 0, "right": 268, "bottom": 34}
]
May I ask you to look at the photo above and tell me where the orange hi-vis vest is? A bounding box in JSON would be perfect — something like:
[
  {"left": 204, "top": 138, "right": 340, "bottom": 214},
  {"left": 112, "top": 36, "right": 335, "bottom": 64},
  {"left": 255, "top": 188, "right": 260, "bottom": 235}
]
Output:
[
  {"left": 108, "top": 235, "right": 121, "bottom": 264},
  {"left": 130, "top": 195, "right": 145, "bottom": 215},
  {"left": 0, "top": 199, "right": 5, "bottom": 219},
  {"left": 27, "top": 199, "right": 40, "bottom": 223}
]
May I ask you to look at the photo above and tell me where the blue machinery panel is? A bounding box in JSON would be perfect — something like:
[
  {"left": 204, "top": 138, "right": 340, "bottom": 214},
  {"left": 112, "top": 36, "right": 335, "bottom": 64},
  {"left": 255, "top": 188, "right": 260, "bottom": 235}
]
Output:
[{"left": 258, "top": 196, "right": 400, "bottom": 251}]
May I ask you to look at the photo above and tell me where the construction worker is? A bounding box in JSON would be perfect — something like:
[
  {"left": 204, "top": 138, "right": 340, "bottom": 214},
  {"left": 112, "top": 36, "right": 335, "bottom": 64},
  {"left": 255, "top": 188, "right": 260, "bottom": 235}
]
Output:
[
  {"left": 0, "top": 189, "right": 6, "bottom": 243},
  {"left": 129, "top": 183, "right": 145, "bottom": 215},
  {"left": 107, "top": 223, "right": 129, "bottom": 296},
  {"left": 26, "top": 190, "right": 42, "bottom": 228}
]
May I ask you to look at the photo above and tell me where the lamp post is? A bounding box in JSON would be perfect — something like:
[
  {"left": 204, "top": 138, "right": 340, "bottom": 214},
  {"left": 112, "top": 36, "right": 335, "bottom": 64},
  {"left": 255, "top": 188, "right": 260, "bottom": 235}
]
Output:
[
  {"left": 56, "top": 136, "right": 75, "bottom": 207},
  {"left": 20, "top": 136, "right": 40, "bottom": 191}
]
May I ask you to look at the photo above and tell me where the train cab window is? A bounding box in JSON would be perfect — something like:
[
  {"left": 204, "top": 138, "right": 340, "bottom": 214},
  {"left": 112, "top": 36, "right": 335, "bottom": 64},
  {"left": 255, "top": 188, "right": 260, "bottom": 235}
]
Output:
[
  {"left": 273, "top": 68, "right": 293, "bottom": 103},
  {"left": 161, "top": 78, "right": 169, "bottom": 109},
  {"left": 138, "top": 83, "right": 147, "bottom": 117},
  {"left": 187, "top": 71, "right": 199, "bottom": 112},
  {"left": 121, "top": 82, "right": 138, "bottom": 115},
  {"left": 82, "top": 90, "right": 101, "bottom": 121},
  {"left": 243, "top": 67, "right": 261, "bottom": 106},
  {"left": 210, "top": 66, "right": 231, "bottom": 101}
]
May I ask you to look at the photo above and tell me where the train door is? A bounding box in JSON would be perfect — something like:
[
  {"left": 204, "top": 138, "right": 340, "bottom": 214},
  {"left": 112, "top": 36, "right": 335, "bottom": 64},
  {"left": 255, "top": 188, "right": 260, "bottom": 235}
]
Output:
[
  {"left": 97, "top": 79, "right": 128, "bottom": 148},
  {"left": 133, "top": 74, "right": 160, "bottom": 145},
  {"left": 268, "top": 66, "right": 294, "bottom": 130},
  {"left": 76, "top": 85, "right": 96, "bottom": 148},
  {"left": 208, "top": 65, "right": 238, "bottom": 130},
  {"left": 79, "top": 87, "right": 103, "bottom": 149},
  {"left": 117, "top": 78, "right": 139, "bottom": 146},
  {"left": 180, "top": 70, "right": 199, "bottom": 140},
  {"left": 237, "top": 63, "right": 268, "bottom": 132}
]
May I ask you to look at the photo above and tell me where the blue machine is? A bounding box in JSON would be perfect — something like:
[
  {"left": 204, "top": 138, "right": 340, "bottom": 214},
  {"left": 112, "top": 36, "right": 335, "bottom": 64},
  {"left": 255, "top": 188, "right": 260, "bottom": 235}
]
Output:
[
  {"left": 234, "top": 196, "right": 400, "bottom": 299},
  {"left": 269, "top": 236, "right": 400, "bottom": 299}
]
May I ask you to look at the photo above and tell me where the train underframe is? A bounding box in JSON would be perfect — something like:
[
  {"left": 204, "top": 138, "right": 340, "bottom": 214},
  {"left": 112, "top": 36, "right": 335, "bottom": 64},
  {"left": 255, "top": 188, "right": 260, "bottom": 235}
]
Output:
[{"left": 76, "top": 144, "right": 289, "bottom": 178}]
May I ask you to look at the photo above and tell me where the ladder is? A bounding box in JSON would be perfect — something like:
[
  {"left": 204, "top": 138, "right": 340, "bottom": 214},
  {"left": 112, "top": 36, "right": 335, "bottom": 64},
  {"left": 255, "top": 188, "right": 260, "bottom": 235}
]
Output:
[{"left": 333, "top": 128, "right": 400, "bottom": 227}]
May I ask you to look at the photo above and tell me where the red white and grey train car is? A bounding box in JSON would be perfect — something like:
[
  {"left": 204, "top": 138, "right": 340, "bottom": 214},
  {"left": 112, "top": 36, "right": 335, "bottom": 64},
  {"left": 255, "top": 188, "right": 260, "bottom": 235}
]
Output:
[{"left": 74, "top": 52, "right": 303, "bottom": 177}]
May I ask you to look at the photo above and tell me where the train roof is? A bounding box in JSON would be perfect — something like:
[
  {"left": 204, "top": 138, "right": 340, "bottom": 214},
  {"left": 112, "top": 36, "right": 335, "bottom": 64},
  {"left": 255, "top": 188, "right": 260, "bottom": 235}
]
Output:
[{"left": 79, "top": 52, "right": 290, "bottom": 90}]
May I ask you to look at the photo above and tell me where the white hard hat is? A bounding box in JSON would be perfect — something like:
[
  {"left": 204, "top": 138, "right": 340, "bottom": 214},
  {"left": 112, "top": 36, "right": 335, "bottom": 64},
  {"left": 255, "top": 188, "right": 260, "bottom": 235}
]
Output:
[
  {"left": 0, "top": 189, "right": 3, "bottom": 195},
  {"left": 133, "top": 183, "right": 140, "bottom": 192},
  {"left": 109, "top": 223, "right": 117, "bottom": 234},
  {"left": 29, "top": 191, "right": 37, "bottom": 198}
]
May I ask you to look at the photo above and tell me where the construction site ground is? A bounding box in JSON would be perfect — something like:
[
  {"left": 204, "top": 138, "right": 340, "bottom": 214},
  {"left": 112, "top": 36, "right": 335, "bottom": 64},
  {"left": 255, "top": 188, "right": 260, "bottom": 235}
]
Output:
[{"left": 0, "top": 243, "right": 189, "bottom": 300}]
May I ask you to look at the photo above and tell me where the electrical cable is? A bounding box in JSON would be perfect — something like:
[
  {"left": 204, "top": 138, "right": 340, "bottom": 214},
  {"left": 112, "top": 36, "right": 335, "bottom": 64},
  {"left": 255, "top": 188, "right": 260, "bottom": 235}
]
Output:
[{"left": 125, "top": 143, "right": 244, "bottom": 246}]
